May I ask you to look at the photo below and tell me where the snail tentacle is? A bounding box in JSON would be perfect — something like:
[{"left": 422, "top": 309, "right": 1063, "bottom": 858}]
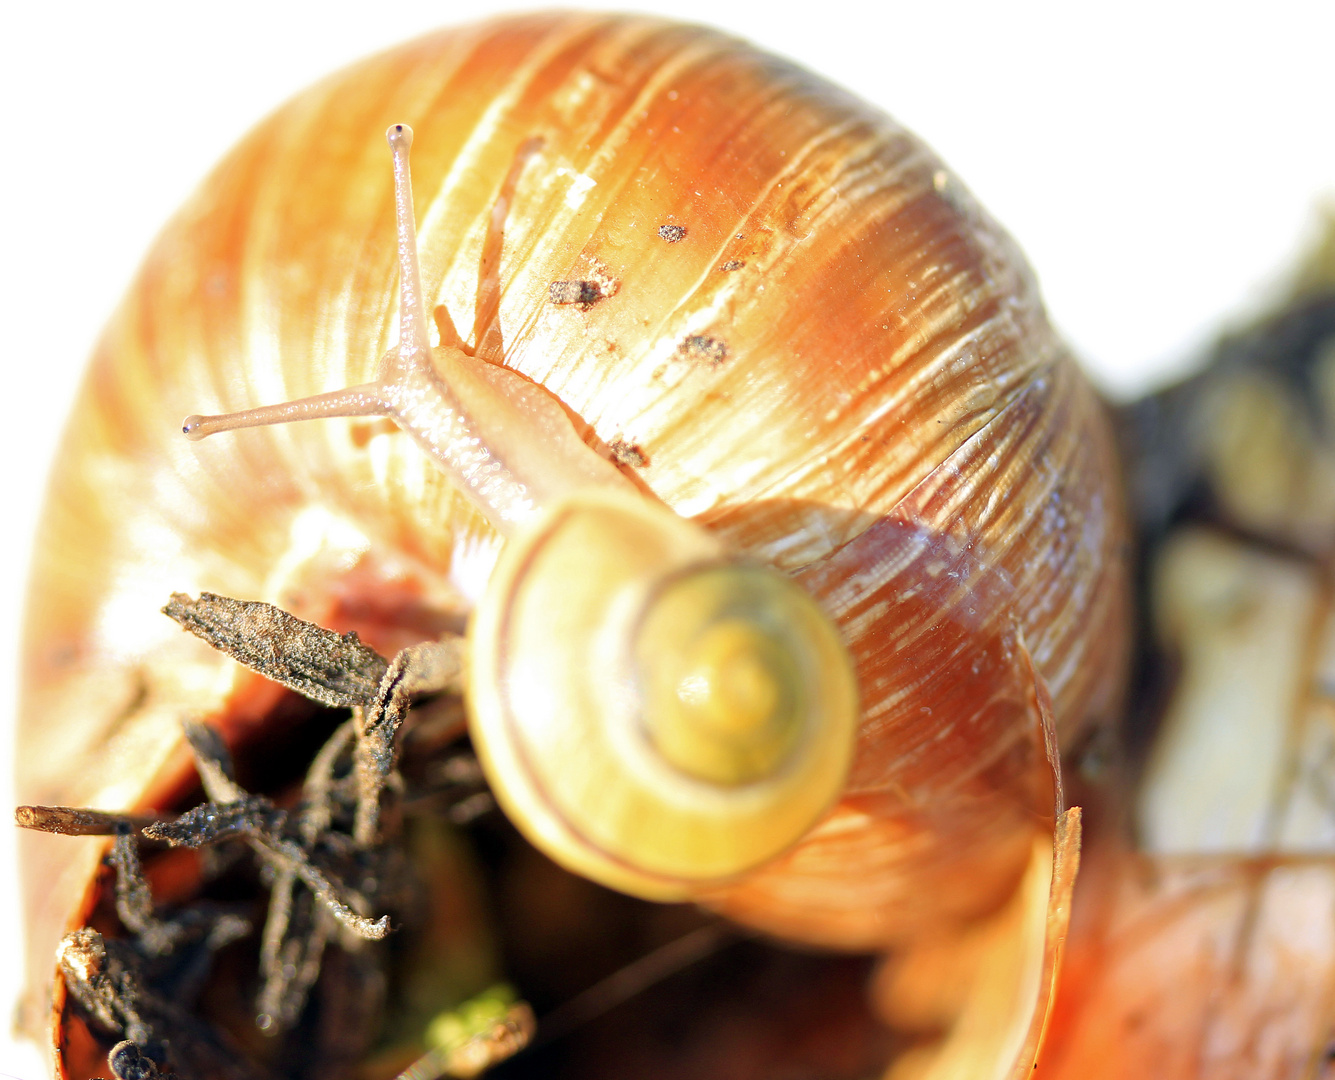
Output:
[
  {"left": 385, "top": 123, "right": 434, "bottom": 370},
  {"left": 183, "top": 123, "right": 628, "bottom": 534},
  {"left": 182, "top": 383, "right": 389, "bottom": 440}
]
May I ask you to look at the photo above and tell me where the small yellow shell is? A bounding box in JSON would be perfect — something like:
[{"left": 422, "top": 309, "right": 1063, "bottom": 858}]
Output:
[{"left": 468, "top": 488, "right": 859, "bottom": 897}]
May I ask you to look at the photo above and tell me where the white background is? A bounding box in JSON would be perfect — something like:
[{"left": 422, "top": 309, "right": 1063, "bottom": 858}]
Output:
[{"left": 2, "top": 3, "right": 1333, "bottom": 1075}]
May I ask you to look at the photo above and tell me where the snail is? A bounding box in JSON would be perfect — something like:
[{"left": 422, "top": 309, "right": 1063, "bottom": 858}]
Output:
[
  {"left": 181, "top": 120, "right": 864, "bottom": 898},
  {"left": 15, "top": 11, "right": 1130, "bottom": 1078}
]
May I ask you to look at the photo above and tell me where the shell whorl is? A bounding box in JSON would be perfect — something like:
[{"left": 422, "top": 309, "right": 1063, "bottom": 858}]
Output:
[{"left": 468, "top": 488, "right": 859, "bottom": 898}]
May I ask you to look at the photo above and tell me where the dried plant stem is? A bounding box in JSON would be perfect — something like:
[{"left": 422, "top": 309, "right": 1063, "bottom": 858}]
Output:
[
  {"left": 109, "top": 832, "right": 186, "bottom": 958},
  {"left": 58, "top": 928, "right": 268, "bottom": 1080},
  {"left": 14, "top": 805, "right": 169, "bottom": 836},
  {"left": 355, "top": 640, "right": 464, "bottom": 845},
  {"left": 35, "top": 591, "right": 498, "bottom": 1075},
  {"left": 300, "top": 717, "right": 357, "bottom": 846},
  {"left": 163, "top": 593, "right": 389, "bottom": 708},
  {"left": 256, "top": 882, "right": 335, "bottom": 1034}
]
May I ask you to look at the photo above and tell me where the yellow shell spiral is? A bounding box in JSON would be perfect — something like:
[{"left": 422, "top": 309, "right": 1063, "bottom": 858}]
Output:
[
  {"left": 467, "top": 488, "right": 860, "bottom": 900},
  {"left": 637, "top": 566, "right": 837, "bottom": 787}
]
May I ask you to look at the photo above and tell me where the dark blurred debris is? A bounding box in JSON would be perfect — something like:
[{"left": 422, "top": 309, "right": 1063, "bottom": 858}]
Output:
[
  {"left": 30, "top": 594, "right": 502, "bottom": 1080},
  {"left": 394, "top": 985, "right": 535, "bottom": 1080}
]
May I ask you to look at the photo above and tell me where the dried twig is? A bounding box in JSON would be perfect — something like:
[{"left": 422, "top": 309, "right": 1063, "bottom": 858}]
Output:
[
  {"left": 14, "top": 805, "right": 168, "bottom": 837},
  {"left": 256, "top": 885, "right": 334, "bottom": 1034},
  {"left": 182, "top": 720, "right": 245, "bottom": 802},
  {"left": 58, "top": 928, "right": 268, "bottom": 1080},
  {"left": 109, "top": 832, "right": 188, "bottom": 958},
  {"left": 144, "top": 797, "right": 284, "bottom": 848},
  {"left": 354, "top": 639, "right": 464, "bottom": 844},
  {"left": 43, "top": 591, "right": 497, "bottom": 1074},
  {"left": 300, "top": 717, "right": 357, "bottom": 845},
  {"left": 144, "top": 793, "right": 389, "bottom": 943},
  {"left": 163, "top": 593, "right": 389, "bottom": 708}
]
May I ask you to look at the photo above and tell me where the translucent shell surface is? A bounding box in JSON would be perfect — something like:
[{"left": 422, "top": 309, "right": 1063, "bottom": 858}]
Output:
[{"left": 18, "top": 9, "right": 1128, "bottom": 1047}]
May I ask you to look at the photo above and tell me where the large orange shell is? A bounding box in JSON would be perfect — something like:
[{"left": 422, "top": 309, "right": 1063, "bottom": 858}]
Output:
[{"left": 17, "top": 10, "right": 1128, "bottom": 1062}]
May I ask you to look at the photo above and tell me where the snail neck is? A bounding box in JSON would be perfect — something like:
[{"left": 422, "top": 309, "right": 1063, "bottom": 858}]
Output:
[{"left": 381, "top": 343, "right": 631, "bottom": 533}]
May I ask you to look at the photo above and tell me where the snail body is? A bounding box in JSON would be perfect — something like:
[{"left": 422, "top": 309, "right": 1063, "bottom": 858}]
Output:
[{"left": 18, "top": 10, "right": 1128, "bottom": 1064}]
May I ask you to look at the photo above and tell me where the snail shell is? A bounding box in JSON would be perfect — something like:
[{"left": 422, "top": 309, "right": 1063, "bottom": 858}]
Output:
[{"left": 17, "top": 9, "right": 1128, "bottom": 1052}]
